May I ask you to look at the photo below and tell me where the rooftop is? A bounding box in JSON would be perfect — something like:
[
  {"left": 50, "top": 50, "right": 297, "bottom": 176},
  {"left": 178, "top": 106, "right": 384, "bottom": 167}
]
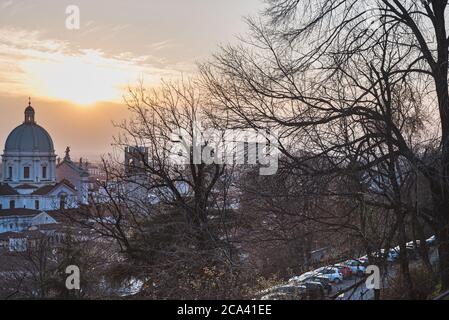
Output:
[{"left": 0, "top": 208, "right": 41, "bottom": 217}]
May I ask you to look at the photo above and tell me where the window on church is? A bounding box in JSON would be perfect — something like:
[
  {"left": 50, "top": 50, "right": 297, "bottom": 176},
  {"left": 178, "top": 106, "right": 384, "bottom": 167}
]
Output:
[
  {"left": 8, "top": 166, "right": 12, "bottom": 179},
  {"left": 42, "top": 166, "right": 47, "bottom": 179},
  {"left": 60, "top": 194, "right": 67, "bottom": 210},
  {"left": 9, "top": 200, "right": 15, "bottom": 209},
  {"left": 24, "top": 167, "right": 30, "bottom": 179},
  {"left": 35, "top": 200, "right": 40, "bottom": 210}
]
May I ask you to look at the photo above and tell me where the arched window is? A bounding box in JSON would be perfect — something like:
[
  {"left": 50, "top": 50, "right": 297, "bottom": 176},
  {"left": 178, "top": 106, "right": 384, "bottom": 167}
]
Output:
[
  {"left": 23, "top": 166, "right": 30, "bottom": 179},
  {"left": 42, "top": 166, "right": 47, "bottom": 179},
  {"left": 35, "top": 200, "right": 40, "bottom": 210}
]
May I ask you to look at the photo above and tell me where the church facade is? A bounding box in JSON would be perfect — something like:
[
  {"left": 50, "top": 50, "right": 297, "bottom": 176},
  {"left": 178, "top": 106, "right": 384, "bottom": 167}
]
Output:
[{"left": 0, "top": 101, "right": 88, "bottom": 211}]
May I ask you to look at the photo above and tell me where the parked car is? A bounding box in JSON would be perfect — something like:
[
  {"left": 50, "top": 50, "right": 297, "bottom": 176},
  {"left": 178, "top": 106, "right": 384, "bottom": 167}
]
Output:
[
  {"left": 289, "top": 271, "right": 321, "bottom": 283},
  {"left": 306, "top": 276, "right": 333, "bottom": 294},
  {"left": 300, "top": 281, "right": 326, "bottom": 299},
  {"left": 388, "top": 248, "right": 400, "bottom": 261},
  {"left": 259, "top": 284, "right": 307, "bottom": 300},
  {"left": 343, "top": 259, "right": 366, "bottom": 276},
  {"left": 406, "top": 240, "right": 421, "bottom": 250},
  {"left": 357, "top": 255, "right": 369, "bottom": 266},
  {"left": 373, "top": 249, "right": 399, "bottom": 262},
  {"left": 426, "top": 235, "right": 437, "bottom": 247},
  {"left": 261, "top": 292, "right": 296, "bottom": 300},
  {"left": 333, "top": 264, "right": 353, "bottom": 279},
  {"left": 290, "top": 274, "right": 332, "bottom": 294},
  {"left": 371, "top": 247, "right": 400, "bottom": 264},
  {"left": 315, "top": 267, "right": 343, "bottom": 283},
  {"left": 391, "top": 245, "right": 419, "bottom": 261}
]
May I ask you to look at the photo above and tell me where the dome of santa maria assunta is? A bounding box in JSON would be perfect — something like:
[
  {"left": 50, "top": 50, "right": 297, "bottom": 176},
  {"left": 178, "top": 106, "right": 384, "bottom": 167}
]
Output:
[{"left": 4, "top": 123, "right": 54, "bottom": 154}]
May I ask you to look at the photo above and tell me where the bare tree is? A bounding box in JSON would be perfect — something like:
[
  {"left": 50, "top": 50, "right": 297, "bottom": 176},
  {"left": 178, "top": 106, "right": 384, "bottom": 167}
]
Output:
[
  {"left": 73, "top": 80, "right": 255, "bottom": 299},
  {"left": 200, "top": 0, "right": 448, "bottom": 292},
  {"left": 0, "top": 231, "right": 108, "bottom": 299}
]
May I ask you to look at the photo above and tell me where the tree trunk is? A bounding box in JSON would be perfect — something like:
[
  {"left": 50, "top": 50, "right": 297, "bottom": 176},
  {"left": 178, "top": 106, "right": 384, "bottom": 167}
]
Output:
[
  {"left": 398, "top": 214, "right": 415, "bottom": 299},
  {"left": 413, "top": 214, "right": 436, "bottom": 278},
  {"left": 429, "top": 181, "right": 449, "bottom": 290},
  {"left": 437, "top": 226, "right": 449, "bottom": 291}
]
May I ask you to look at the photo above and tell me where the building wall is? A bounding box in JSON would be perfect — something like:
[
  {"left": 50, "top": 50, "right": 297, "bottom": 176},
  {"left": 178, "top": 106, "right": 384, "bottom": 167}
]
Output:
[
  {"left": 1, "top": 153, "right": 57, "bottom": 187},
  {"left": 0, "top": 212, "right": 57, "bottom": 234},
  {"left": 0, "top": 216, "right": 33, "bottom": 233},
  {"left": 0, "top": 194, "right": 78, "bottom": 211},
  {"left": 9, "top": 238, "right": 27, "bottom": 252},
  {"left": 56, "top": 162, "right": 89, "bottom": 204}
]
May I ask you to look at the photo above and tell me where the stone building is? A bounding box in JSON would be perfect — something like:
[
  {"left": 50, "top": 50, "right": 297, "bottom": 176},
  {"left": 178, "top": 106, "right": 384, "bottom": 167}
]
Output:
[
  {"left": 0, "top": 101, "right": 86, "bottom": 211},
  {"left": 56, "top": 147, "right": 89, "bottom": 205}
]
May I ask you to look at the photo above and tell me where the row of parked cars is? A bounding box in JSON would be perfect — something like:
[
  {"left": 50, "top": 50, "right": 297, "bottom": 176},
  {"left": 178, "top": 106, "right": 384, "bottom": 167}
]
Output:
[
  {"left": 258, "top": 259, "right": 367, "bottom": 300},
  {"left": 258, "top": 235, "right": 437, "bottom": 300},
  {"left": 360, "top": 235, "right": 437, "bottom": 264}
]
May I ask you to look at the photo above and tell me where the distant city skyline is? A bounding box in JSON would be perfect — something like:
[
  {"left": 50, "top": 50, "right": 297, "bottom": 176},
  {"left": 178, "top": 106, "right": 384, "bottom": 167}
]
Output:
[{"left": 0, "top": 0, "right": 264, "bottom": 160}]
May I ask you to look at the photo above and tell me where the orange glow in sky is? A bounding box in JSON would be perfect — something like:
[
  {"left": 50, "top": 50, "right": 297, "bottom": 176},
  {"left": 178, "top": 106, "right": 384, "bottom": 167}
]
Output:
[{"left": 20, "top": 50, "right": 143, "bottom": 106}]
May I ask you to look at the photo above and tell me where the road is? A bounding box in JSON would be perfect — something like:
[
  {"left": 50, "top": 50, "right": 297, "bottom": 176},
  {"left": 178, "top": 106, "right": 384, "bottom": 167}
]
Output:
[
  {"left": 333, "top": 277, "right": 374, "bottom": 300},
  {"left": 333, "top": 247, "right": 439, "bottom": 300}
]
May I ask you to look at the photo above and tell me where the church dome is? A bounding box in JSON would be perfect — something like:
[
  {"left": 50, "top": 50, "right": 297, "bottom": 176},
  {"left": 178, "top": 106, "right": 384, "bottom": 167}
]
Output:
[{"left": 4, "top": 102, "right": 55, "bottom": 154}]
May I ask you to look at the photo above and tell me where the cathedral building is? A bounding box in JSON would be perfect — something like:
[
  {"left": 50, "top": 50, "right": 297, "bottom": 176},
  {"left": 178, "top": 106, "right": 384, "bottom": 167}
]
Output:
[
  {"left": 0, "top": 101, "right": 88, "bottom": 212},
  {"left": 56, "top": 147, "right": 90, "bottom": 205}
]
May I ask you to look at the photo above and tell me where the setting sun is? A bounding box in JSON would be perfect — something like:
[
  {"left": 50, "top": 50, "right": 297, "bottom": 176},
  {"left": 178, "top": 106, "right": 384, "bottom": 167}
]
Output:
[{"left": 20, "top": 50, "right": 139, "bottom": 106}]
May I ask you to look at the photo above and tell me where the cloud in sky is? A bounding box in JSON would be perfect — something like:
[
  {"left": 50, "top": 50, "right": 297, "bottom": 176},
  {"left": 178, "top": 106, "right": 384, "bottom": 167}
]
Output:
[
  {"left": 1, "top": 0, "right": 13, "bottom": 9},
  {"left": 0, "top": 27, "right": 193, "bottom": 105}
]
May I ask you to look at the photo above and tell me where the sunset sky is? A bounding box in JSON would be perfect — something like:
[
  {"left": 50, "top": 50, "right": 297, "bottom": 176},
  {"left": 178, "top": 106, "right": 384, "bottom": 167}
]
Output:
[{"left": 0, "top": 0, "right": 263, "bottom": 161}]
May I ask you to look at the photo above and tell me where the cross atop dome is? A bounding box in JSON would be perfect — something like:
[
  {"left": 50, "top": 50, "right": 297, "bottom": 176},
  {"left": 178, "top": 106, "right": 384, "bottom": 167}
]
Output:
[{"left": 24, "top": 97, "right": 35, "bottom": 124}]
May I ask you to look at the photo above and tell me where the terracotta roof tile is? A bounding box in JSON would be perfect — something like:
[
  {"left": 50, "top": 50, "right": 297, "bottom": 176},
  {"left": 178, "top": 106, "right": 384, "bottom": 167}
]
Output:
[
  {"left": 57, "top": 159, "right": 89, "bottom": 177},
  {"left": 0, "top": 183, "right": 19, "bottom": 196},
  {"left": 31, "top": 180, "right": 77, "bottom": 196},
  {"left": 31, "top": 185, "right": 55, "bottom": 195},
  {"left": 15, "top": 184, "right": 39, "bottom": 189},
  {"left": 0, "top": 232, "right": 20, "bottom": 240}
]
